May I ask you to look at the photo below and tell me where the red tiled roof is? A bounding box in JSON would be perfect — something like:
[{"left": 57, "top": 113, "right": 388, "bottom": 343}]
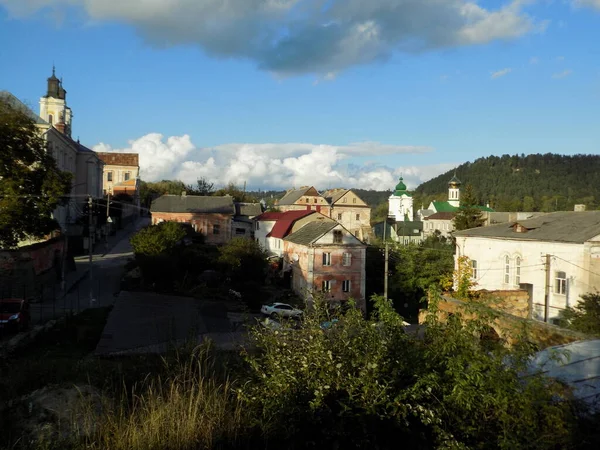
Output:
[
  {"left": 97, "top": 152, "right": 139, "bottom": 167},
  {"left": 258, "top": 210, "right": 316, "bottom": 239}
]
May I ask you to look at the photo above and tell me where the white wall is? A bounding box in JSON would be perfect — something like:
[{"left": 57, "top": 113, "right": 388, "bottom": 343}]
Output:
[
  {"left": 455, "top": 236, "right": 596, "bottom": 321},
  {"left": 254, "top": 220, "right": 283, "bottom": 256},
  {"left": 388, "top": 194, "right": 414, "bottom": 222}
]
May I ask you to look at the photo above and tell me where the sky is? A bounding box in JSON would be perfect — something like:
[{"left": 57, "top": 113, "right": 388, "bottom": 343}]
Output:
[{"left": 0, "top": 0, "right": 598, "bottom": 191}]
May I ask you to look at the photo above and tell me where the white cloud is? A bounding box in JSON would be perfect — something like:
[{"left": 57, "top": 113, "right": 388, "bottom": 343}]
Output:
[
  {"left": 552, "top": 69, "right": 573, "bottom": 79},
  {"left": 93, "top": 134, "right": 446, "bottom": 190},
  {"left": 529, "top": 56, "right": 539, "bottom": 64},
  {"left": 574, "top": 1, "right": 600, "bottom": 10},
  {"left": 556, "top": 55, "right": 565, "bottom": 62},
  {"left": 491, "top": 68, "right": 512, "bottom": 79},
  {"left": 0, "top": 0, "right": 542, "bottom": 75}
]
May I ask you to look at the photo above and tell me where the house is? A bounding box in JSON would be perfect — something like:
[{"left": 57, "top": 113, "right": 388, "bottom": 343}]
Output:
[
  {"left": 387, "top": 177, "right": 414, "bottom": 222},
  {"left": 322, "top": 188, "right": 372, "bottom": 241},
  {"left": 275, "top": 186, "right": 331, "bottom": 216},
  {"left": 423, "top": 212, "right": 456, "bottom": 239},
  {"left": 254, "top": 210, "right": 333, "bottom": 257},
  {"left": 283, "top": 221, "right": 367, "bottom": 311},
  {"left": 373, "top": 220, "right": 424, "bottom": 244},
  {"left": 232, "top": 202, "right": 263, "bottom": 239},
  {"left": 150, "top": 194, "right": 235, "bottom": 244},
  {"left": 96, "top": 152, "right": 140, "bottom": 196},
  {"left": 454, "top": 211, "right": 600, "bottom": 323}
]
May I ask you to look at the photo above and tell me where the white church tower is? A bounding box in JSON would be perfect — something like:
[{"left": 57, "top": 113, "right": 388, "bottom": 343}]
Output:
[
  {"left": 388, "top": 177, "right": 414, "bottom": 221},
  {"left": 39, "top": 66, "right": 72, "bottom": 137},
  {"left": 447, "top": 174, "right": 461, "bottom": 208}
]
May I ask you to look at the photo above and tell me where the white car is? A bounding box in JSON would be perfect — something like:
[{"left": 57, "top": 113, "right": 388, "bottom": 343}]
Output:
[{"left": 261, "top": 302, "right": 303, "bottom": 318}]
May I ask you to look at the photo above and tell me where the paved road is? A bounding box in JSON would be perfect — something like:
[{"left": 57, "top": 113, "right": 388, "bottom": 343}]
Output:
[{"left": 28, "top": 218, "right": 150, "bottom": 324}]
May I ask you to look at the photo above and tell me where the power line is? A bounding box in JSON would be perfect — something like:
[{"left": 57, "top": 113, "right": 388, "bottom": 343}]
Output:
[{"left": 552, "top": 255, "right": 600, "bottom": 279}]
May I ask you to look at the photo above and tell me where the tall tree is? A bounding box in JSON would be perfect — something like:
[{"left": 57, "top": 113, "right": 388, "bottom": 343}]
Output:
[
  {"left": 0, "top": 98, "right": 71, "bottom": 248},
  {"left": 453, "top": 184, "right": 484, "bottom": 231}
]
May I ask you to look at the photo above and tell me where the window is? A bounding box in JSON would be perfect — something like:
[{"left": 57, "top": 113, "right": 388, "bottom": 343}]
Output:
[
  {"left": 213, "top": 224, "right": 220, "bottom": 235},
  {"left": 314, "top": 198, "right": 317, "bottom": 203},
  {"left": 275, "top": 239, "right": 281, "bottom": 249},
  {"left": 322, "top": 280, "right": 332, "bottom": 292},
  {"left": 48, "top": 114, "right": 53, "bottom": 125},
  {"left": 333, "top": 230, "right": 343, "bottom": 243},
  {"left": 235, "top": 228, "right": 245, "bottom": 235},
  {"left": 322, "top": 252, "right": 331, "bottom": 266},
  {"left": 342, "top": 253, "right": 352, "bottom": 266},
  {"left": 124, "top": 172, "right": 131, "bottom": 181},
  {"left": 355, "top": 214, "right": 360, "bottom": 221},
  {"left": 107, "top": 171, "right": 113, "bottom": 182},
  {"left": 555, "top": 271, "right": 567, "bottom": 295},
  {"left": 306, "top": 198, "right": 309, "bottom": 203},
  {"left": 255, "top": 222, "right": 260, "bottom": 230},
  {"left": 504, "top": 256, "right": 510, "bottom": 284},
  {"left": 342, "top": 280, "right": 351, "bottom": 293},
  {"left": 471, "top": 260, "right": 478, "bottom": 279},
  {"left": 515, "top": 257, "right": 521, "bottom": 285},
  {"left": 352, "top": 198, "right": 356, "bottom": 204},
  {"left": 342, "top": 198, "right": 347, "bottom": 203},
  {"left": 337, "top": 213, "right": 343, "bottom": 220}
]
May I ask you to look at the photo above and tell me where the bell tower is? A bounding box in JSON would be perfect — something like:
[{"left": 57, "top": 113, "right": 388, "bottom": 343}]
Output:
[
  {"left": 448, "top": 174, "right": 461, "bottom": 208},
  {"left": 39, "top": 66, "right": 73, "bottom": 137}
]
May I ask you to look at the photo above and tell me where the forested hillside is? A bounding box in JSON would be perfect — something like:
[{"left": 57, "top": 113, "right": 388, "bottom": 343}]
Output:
[{"left": 415, "top": 153, "right": 600, "bottom": 212}]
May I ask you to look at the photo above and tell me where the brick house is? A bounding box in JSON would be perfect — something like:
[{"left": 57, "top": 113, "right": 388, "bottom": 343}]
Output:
[
  {"left": 322, "top": 188, "right": 371, "bottom": 241},
  {"left": 283, "top": 221, "right": 367, "bottom": 311},
  {"left": 150, "top": 194, "right": 234, "bottom": 244},
  {"left": 275, "top": 186, "right": 331, "bottom": 216},
  {"left": 254, "top": 211, "right": 334, "bottom": 257}
]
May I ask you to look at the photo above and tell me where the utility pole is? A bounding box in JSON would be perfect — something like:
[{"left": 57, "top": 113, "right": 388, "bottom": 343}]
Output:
[
  {"left": 544, "top": 254, "right": 551, "bottom": 322},
  {"left": 383, "top": 218, "right": 389, "bottom": 300},
  {"left": 105, "top": 189, "right": 111, "bottom": 250},
  {"left": 88, "top": 195, "right": 95, "bottom": 306}
]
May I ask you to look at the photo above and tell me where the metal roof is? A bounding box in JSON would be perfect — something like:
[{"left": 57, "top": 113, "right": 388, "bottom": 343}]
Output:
[
  {"left": 0, "top": 91, "right": 48, "bottom": 125},
  {"left": 277, "top": 187, "right": 317, "bottom": 205},
  {"left": 454, "top": 211, "right": 600, "bottom": 243},
  {"left": 150, "top": 195, "right": 234, "bottom": 214},
  {"left": 284, "top": 221, "right": 339, "bottom": 246},
  {"left": 424, "top": 212, "right": 456, "bottom": 221},
  {"left": 322, "top": 188, "right": 348, "bottom": 205}
]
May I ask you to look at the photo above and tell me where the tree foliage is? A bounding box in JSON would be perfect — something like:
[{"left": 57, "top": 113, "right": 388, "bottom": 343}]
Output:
[
  {"left": 0, "top": 98, "right": 72, "bottom": 248},
  {"left": 186, "top": 177, "right": 215, "bottom": 196},
  {"left": 560, "top": 293, "right": 600, "bottom": 335},
  {"left": 218, "top": 237, "right": 268, "bottom": 282},
  {"left": 416, "top": 153, "right": 600, "bottom": 212},
  {"left": 453, "top": 184, "right": 485, "bottom": 231},
  {"left": 240, "top": 294, "right": 576, "bottom": 448},
  {"left": 130, "top": 221, "right": 186, "bottom": 257},
  {"left": 214, "top": 183, "right": 258, "bottom": 203}
]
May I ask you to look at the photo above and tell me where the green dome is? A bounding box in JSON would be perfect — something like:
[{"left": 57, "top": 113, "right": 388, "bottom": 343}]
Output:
[{"left": 394, "top": 177, "right": 408, "bottom": 196}]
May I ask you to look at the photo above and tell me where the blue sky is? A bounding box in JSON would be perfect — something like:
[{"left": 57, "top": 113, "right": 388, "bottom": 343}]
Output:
[{"left": 0, "top": 0, "right": 598, "bottom": 190}]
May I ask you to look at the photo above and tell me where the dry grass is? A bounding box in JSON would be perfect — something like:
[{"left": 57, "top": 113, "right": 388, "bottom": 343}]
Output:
[{"left": 81, "top": 346, "right": 245, "bottom": 450}]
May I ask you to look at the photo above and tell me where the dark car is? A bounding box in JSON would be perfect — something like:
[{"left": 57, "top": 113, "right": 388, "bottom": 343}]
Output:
[{"left": 0, "top": 299, "right": 31, "bottom": 333}]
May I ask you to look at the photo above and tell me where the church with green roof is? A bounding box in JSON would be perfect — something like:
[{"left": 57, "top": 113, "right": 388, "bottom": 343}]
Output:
[
  {"left": 427, "top": 175, "right": 495, "bottom": 214},
  {"left": 388, "top": 177, "right": 414, "bottom": 221}
]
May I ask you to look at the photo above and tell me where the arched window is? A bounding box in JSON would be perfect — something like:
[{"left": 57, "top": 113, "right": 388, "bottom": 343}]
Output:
[
  {"left": 515, "top": 257, "right": 521, "bottom": 285},
  {"left": 504, "top": 256, "right": 510, "bottom": 284},
  {"left": 48, "top": 114, "right": 53, "bottom": 125}
]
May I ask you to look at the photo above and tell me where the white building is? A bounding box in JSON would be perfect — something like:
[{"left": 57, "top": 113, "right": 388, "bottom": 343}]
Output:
[
  {"left": 388, "top": 177, "right": 414, "bottom": 222},
  {"left": 454, "top": 211, "right": 600, "bottom": 323}
]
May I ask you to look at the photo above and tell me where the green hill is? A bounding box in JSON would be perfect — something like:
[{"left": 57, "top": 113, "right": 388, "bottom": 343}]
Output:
[{"left": 415, "top": 153, "right": 600, "bottom": 212}]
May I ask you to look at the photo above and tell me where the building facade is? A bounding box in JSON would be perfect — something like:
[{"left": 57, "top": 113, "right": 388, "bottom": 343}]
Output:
[
  {"left": 388, "top": 177, "right": 414, "bottom": 222},
  {"left": 283, "top": 221, "right": 367, "bottom": 311},
  {"left": 275, "top": 186, "right": 331, "bottom": 216},
  {"left": 454, "top": 211, "right": 600, "bottom": 323},
  {"left": 96, "top": 152, "right": 140, "bottom": 197},
  {"left": 150, "top": 195, "right": 235, "bottom": 245},
  {"left": 322, "top": 189, "right": 371, "bottom": 241}
]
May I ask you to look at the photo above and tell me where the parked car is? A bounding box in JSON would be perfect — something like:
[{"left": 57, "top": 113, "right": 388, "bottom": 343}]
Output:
[
  {"left": 0, "top": 298, "right": 31, "bottom": 333},
  {"left": 261, "top": 302, "right": 303, "bottom": 318}
]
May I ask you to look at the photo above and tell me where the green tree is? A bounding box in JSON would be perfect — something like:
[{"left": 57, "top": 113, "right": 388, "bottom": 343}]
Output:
[
  {"left": 218, "top": 237, "right": 268, "bottom": 282},
  {"left": 523, "top": 195, "right": 535, "bottom": 211},
  {"left": 240, "top": 294, "right": 575, "bottom": 448},
  {"left": 130, "top": 221, "right": 186, "bottom": 257},
  {"left": 187, "top": 177, "right": 214, "bottom": 196},
  {"left": 560, "top": 293, "right": 600, "bottom": 335},
  {"left": 0, "top": 98, "right": 71, "bottom": 248},
  {"left": 214, "top": 183, "right": 258, "bottom": 203},
  {"left": 453, "top": 184, "right": 484, "bottom": 231}
]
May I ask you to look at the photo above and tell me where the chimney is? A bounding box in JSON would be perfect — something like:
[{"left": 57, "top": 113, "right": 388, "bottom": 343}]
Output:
[{"left": 574, "top": 204, "right": 586, "bottom": 212}]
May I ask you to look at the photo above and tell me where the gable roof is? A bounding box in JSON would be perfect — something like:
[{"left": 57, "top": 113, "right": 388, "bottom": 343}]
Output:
[
  {"left": 432, "top": 201, "right": 494, "bottom": 213},
  {"left": 322, "top": 188, "right": 348, "bottom": 205},
  {"left": 0, "top": 91, "right": 48, "bottom": 125},
  {"left": 255, "top": 210, "right": 315, "bottom": 222},
  {"left": 424, "top": 212, "right": 456, "bottom": 221},
  {"left": 97, "top": 152, "right": 139, "bottom": 167},
  {"left": 150, "top": 195, "right": 234, "bottom": 214},
  {"left": 284, "top": 221, "right": 339, "bottom": 245},
  {"left": 264, "top": 211, "right": 317, "bottom": 239},
  {"left": 453, "top": 211, "right": 600, "bottom": 243},
  {"left": 277, "top": 186, "right": 320, "bottom": 205}
]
